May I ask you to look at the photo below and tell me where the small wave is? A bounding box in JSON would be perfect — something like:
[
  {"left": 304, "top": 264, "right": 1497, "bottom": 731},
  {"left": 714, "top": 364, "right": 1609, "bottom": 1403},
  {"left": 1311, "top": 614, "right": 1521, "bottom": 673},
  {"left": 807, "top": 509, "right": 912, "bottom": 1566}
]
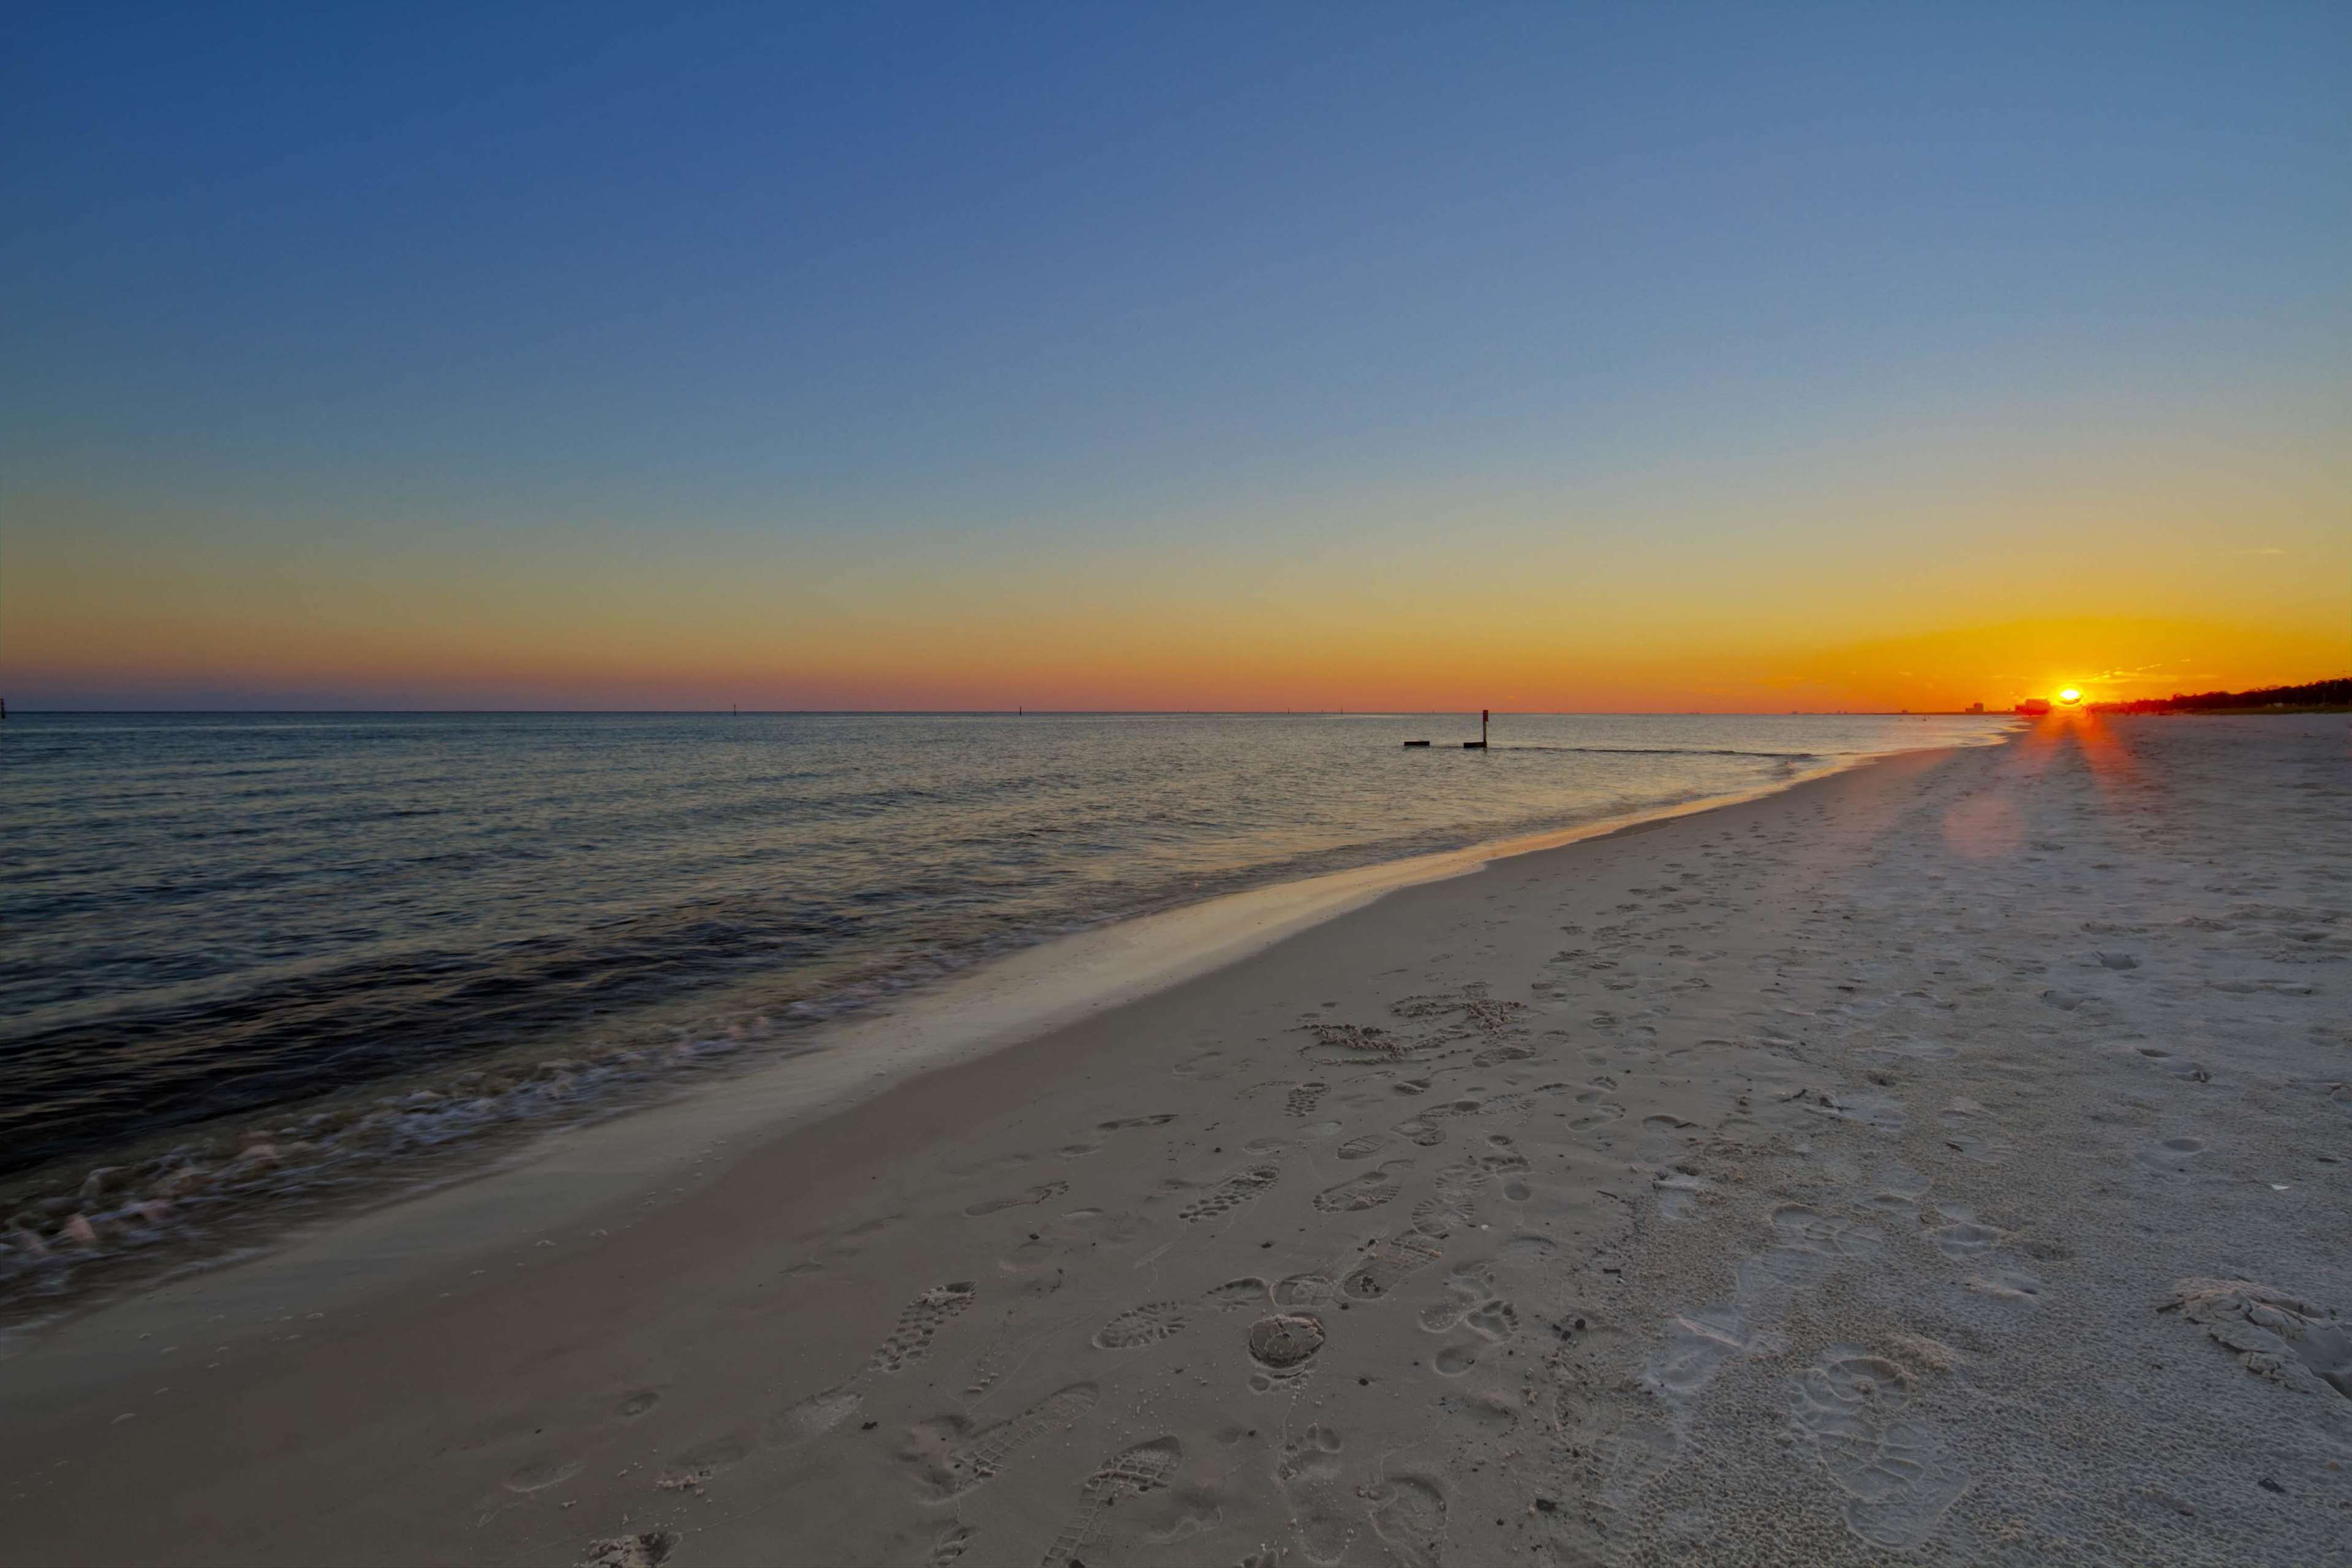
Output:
[{"left": 0, "top": 1029, "right": 752, "bottom": 1310}]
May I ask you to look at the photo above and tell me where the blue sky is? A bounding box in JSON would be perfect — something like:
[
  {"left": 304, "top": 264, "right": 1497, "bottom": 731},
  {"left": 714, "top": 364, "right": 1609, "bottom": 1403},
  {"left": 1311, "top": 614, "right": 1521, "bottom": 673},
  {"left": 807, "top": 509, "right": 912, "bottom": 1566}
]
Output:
[{"left": 4, "top": 2, "right": 2346, "bottom": 708}]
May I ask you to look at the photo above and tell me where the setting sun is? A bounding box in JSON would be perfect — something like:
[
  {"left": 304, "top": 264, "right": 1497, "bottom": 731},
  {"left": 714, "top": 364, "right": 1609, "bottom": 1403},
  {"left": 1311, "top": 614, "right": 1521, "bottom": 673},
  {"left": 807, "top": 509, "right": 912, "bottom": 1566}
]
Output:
[{"left": 2059, "top": 688, "right": 2084, "bottom": 706}]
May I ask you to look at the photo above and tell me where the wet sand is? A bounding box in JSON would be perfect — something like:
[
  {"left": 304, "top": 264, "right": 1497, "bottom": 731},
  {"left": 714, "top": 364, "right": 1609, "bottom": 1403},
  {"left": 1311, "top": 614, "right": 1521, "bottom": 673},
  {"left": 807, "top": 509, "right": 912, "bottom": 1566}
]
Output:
[{"left": 2, "top": 715, "right": 2346, "bottom": 1566}]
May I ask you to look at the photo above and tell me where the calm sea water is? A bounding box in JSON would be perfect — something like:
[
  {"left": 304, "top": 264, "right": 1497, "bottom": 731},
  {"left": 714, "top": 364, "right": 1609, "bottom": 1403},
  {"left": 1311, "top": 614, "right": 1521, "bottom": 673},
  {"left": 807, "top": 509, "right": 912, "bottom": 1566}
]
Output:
[{"left": 1, "top": 710, "right": 2005, "bottom": 1297}]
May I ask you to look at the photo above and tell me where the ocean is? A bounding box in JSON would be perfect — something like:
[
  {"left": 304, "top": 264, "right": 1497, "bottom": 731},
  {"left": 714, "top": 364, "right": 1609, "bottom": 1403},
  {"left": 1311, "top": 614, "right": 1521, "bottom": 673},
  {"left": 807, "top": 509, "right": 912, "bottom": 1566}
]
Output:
[{"left": 0, "top": 710, "right": 2007, "bottom": 1303}]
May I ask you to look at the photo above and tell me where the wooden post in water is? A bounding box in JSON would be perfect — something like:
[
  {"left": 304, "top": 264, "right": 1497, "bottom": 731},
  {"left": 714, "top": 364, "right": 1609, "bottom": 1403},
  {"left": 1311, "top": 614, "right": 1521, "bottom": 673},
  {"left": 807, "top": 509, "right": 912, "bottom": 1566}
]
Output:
[{"left": 1464, "top": 707, "right": 1488, "bottom": 749}]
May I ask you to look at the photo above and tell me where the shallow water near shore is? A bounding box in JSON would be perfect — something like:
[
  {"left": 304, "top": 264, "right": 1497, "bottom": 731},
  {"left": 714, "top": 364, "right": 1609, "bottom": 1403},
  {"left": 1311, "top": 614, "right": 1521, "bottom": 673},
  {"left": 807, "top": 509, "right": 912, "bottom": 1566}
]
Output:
[{"left": 0, "top": 710, "right": 2005, "bottom": 1303}]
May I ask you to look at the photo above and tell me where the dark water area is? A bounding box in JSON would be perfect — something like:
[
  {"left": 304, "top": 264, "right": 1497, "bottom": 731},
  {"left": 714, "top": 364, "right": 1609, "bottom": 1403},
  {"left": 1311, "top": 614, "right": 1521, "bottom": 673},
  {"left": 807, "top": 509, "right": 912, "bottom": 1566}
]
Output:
[{"left": 0, "top": 710, "right": 2007, "bottom": 1300}]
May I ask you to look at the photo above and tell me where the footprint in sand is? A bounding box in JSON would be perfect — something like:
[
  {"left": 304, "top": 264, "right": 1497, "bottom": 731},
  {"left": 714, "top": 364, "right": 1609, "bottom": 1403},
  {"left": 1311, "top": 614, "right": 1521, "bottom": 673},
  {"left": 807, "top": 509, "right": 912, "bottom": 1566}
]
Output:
[
  {"left": 1738, "top": 1208, "right": 1883, "bottom": 1300},
  {"left": 1312, "top": 1159, "right": 1412, "bottom": 1213},
  {"left": 1463, "top": 1297, "right": 1518, "bottom": 1341},
  {"left": 925, "top": 1522, "right": 976, "bottom": 1564},
  {"left": 1097, "top": 1113, "right": 1178, "bottom": 1131},
  {"left": 1859, "top": 1188, "right": 1919, "bottom": 1221},
  {"left": 1365, "top": 1472, "right": 1450, "bottom": 1568},
  {"left": 1177, "top": 1163, "right": 1282, "bottom": 1223},
  {"left": 1770, "top": 1204, "right": 1886, "bottom": 1259},
  {"left": 1276, "top": 1424, "right": 1354, "bottom": 1564},
  {"left": 505, "top": 1458, "right": 582, "bottom": 1494},
  {"left": 1274, "top": 1273, "right": 1335, "bottom": 1307},
  {"left": 1411, "top": 1161, "right": 1487, "bottom": 1236},
  {"left": 785, "top": 1212, "right": 903, "bottom": 1276},
  {"left": 576, "top": 1532, "right": 673, "bottom": 1568},
  {"left": 1201, "top": 1276, "right": 1270, "bottom": 1313},
  {"left": 1246, "top": 1313, "right": 1327, "bottom": 1385},
  {"left": 965, "top": 1180, "right": 1068, "bottom": 1216},
  {"left": 1335, "top": 1133, "right": 1389, "bottom": 1161},
  {"left": 655, "top": 1430, "right": 754, "bottom": 1494},
  {"left": 1479, "top": 1142, "right": 1533, "bottom": 1202},
  {"left": 1879, "top": 1164, "right": 1929, "bottom": 1196},
  {"left": 1656, "top": 1168, "right": 1709, "bottom": 1219},
  {"left": 1568, "top": 1096, "right": 1625, "bottom": 1131},
  {"left": 1478, "top": 1085, "right": 1562, "bottom": 1118},
  {"left": 772, "top": 1382, "right": 863, "bottom": 1443},
  {"left": 1432, "top": 1342, "right": 1479, "bottom": 1376},
  {"left": 1145, "top": 1488, "right": 1224, "bottom": 1547},
  {"left": 1302, "top": 1022, "right": 1419, "bottom": 1065},
  {"left": 872, "top": 1283, "right": 979, "bottom": 1372},
  {"left": 1037, "top": 1436, "right": 1182, "bottom": 1567},
  {"left": 1393, "top": 1116, "right": 1446, "bottom": 1147},
  {"left": 1787, "top": 1352, "right": 1967, "bottom": 1550},
  {"left": 1284, "top": 1082, "right": 1330, "bottom": 1117},
  {"left": 1501, "top": 1232, "right": 1559, "bottom": 1265},
  {"left": 1647, "top": 1305, "right": 1787, "bottom": 1401},
  {"left": 1926, "top": 1215, "right": 2002, "bottom": 1257},
  {"left": 1341, "top": 1231, "right": 1446, "bottom": 1301},
  {"left": 1093, "top": 1302, "right": 1190, "bottom": 1349},
  {"left": 1417, "top": 1265, "right": 1496, "bottom": 1333},
  {"left": 905, "top": 1381, "right": 1099, "bottom": 1499}
]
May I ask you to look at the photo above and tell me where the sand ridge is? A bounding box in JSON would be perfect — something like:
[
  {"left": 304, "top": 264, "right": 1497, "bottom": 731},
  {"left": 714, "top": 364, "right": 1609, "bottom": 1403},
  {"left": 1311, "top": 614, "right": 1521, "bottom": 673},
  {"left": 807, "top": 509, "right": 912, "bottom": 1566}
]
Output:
[{"left": 0, "top": 716, "right": 2345, "bottom": 1565}]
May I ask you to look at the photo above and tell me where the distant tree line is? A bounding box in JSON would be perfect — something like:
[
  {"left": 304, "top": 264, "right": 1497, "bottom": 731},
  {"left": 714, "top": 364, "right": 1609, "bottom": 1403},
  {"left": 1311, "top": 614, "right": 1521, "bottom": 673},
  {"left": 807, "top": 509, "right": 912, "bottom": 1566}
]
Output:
[{"left": 2090, "top": 676, "right": 2351, "bottom": 714}]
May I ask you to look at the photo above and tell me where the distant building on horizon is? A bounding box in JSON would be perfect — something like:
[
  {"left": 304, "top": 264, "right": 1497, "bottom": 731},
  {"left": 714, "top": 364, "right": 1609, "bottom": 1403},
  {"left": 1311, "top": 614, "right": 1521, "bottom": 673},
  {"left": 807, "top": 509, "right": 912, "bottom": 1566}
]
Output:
[
  {"left": 2015, "top": 698, "right": 2051, "bottom": 716},
  {"left": 1966, "top": 702, "right": 1984, "bottom": 714}
]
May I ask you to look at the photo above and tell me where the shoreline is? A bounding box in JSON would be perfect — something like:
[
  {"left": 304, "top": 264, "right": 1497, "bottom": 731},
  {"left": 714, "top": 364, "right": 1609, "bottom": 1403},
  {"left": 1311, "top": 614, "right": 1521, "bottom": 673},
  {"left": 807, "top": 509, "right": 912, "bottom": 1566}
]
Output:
[
  {"left": 5, "top": 715, "right": 2343, "bottom": 1566},
  {"left": 1, "top": 739, "right": 1970, "bottom": 1334}
]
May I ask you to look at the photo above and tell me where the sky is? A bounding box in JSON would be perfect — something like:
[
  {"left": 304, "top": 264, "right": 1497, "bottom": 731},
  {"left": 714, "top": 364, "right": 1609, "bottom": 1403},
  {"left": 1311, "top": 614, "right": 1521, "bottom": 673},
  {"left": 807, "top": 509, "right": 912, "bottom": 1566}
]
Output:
[{"left": 4, "top": 1, "right": 2346, "bottom": 711}]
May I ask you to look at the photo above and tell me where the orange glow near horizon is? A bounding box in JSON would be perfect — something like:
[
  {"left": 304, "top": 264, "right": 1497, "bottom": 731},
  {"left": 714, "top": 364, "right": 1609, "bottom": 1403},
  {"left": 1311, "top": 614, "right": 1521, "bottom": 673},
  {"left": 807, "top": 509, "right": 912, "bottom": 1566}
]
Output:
[
  {"left": 5, "top": 593, "right": 2341, "bottom": 713},
  {"left": 6, "top": 484, "right": 2345, "bottom": 711}
]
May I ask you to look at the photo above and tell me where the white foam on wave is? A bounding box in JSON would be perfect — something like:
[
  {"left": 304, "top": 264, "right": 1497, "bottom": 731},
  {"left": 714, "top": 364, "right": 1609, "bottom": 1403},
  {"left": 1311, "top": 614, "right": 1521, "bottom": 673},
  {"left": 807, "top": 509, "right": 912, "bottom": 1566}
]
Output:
[{"left": 0, "top": 1028, "right": 750, "bottom": 1311}]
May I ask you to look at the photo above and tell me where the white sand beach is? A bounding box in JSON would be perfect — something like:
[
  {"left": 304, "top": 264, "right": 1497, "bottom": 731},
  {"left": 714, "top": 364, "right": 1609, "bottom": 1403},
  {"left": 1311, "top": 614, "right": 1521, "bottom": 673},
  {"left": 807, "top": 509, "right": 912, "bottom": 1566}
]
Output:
[{"left": 3, "top": 715, "right": 2346, "bottom": 1566}]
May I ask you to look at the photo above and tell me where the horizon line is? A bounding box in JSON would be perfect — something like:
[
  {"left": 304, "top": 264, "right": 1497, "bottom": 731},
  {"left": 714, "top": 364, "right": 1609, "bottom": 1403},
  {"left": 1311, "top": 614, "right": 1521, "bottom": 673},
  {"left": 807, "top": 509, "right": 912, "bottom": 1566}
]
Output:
[{"left": 1, "top": 707, "right": 2015, "bottom": 718}]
